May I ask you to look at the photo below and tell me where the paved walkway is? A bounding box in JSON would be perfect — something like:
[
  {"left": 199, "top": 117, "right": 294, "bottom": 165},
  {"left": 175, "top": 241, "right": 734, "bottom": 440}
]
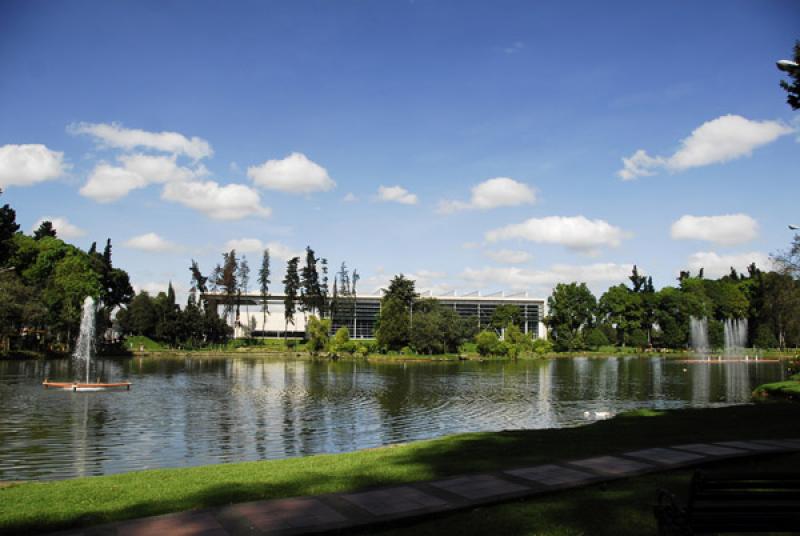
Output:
[{"left": 57, "top": 438, "right": 800, "bottom": 536}]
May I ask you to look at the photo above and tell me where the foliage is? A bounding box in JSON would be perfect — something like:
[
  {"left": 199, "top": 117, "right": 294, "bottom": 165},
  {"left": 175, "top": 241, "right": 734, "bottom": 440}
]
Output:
[
  {"left": 475, "top": 330, "right": 501, "bottom": 356},
  {"left": 778, "top": 40, "right": 800, "bottom": 110},
  {"left": 489, "top": 304, "right": 522, "bottom": 330},
  {"left": 545, "top": 282, "right": 596, "bottom": 351},
  {"left": 305, "top": 315, "right": 331, "bottom": 355},
  {"left": 584, "top": 327, "right": 609, "bottom": 350},
  {"left": 330, "top": 326, "right": 356, "bottom": 355},
  {"left": 283, "top": 256, "right": 300, "bottom": 333},
  {"left": 376, "top": 296, "right": 411, "bottom": 351},
  {"left": 258, "top": 249, "right": 271, "bottom": 330}
]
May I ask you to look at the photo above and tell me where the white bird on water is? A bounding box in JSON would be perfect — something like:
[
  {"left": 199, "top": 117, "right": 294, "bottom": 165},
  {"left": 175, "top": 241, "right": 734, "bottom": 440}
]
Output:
[{"left": 583, "top": 411, "right": 613, "bottom": 420}]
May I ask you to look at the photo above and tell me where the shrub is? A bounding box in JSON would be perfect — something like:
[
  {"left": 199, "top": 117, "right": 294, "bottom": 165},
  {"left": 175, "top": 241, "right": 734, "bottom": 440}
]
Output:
[
  {"left": 475, "top": 330, "right": 500, "bottom": 356},
  {"left": 532, "top": 338, "right": 554, "bottom": 355},
  {"left": 585, "top": 327, "right": 610, "bottom": 350}
]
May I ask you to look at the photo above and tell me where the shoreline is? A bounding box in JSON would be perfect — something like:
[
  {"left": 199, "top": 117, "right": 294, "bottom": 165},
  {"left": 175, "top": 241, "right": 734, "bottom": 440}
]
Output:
[{"left": 2, "top": 403, "right": 799, "bottom": 534}]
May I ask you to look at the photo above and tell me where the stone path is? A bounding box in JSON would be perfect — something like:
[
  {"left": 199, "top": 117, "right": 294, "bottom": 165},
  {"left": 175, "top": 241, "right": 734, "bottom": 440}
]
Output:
[{"left": 56, "top": 438, "right": 800, "bottom": 536}]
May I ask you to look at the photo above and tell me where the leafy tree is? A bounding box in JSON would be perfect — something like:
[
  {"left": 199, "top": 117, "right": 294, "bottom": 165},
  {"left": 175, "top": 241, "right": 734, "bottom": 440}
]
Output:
[
  {"left": 258, "top": 249, "right": 271, "bottom": 330},
  {"left": 489, "top": 304, "right": 522, "bottom": 330},
  {"left": 779, "top": 40, "right": 800, "bottom": 110},
  {"left": 545, "top": 282, "right": 596, "bottom": 351},
  {"left": 375, "top": 296, "right": 410, "bottom": 351},
  {"left": 33, "top": 220, "right": 57, "bottom": 240},
  {"left": 283, "top": 256, "right": 300, "bottom": 337},
  {"left": 305, "top": 315, "right": 331, "bottom": 355},
  {"left": 190, "top": 260, "right": 209, "bottom": 294},
  {"left": 598, "top": 284, "right": 641, "bottom": 346},
  {"left": 385, "top": 274, "right": 417, "bottom": 305}
]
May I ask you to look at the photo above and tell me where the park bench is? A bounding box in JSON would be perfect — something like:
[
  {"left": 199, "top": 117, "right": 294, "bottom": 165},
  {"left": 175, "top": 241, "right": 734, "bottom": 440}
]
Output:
[{"left": 655, "top": 470, "right": 800, "bottom": 535}]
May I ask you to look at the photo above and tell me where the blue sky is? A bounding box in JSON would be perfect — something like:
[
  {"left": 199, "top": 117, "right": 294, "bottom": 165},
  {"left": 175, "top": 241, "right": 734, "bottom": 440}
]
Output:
[{"left": 1, "top": 0, "right": 798, "bottom": 300}]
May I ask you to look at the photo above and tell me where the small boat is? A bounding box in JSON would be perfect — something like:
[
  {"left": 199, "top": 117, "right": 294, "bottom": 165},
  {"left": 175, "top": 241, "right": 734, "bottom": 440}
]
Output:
[{"left": 43, "top": 379, "right": 131, "bottom": 392}]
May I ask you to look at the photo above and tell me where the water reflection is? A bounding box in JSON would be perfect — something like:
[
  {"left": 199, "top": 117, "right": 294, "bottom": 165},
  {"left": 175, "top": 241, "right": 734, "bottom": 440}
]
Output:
[{"left": 0, "top": 356, "right": 785, "bottom": 481}]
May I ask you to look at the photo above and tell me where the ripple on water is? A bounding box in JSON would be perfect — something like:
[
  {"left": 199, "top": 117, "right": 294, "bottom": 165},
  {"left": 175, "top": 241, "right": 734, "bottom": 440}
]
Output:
[{"left": 0, "top": 356, "right": 787, "bottom": 480}]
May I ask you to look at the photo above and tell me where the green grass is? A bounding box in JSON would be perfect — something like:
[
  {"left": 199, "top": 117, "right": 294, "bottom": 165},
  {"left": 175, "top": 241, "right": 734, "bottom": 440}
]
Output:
[
  {"left": 1, "top": 403, "right": 800, "bottom": 534},
  {"left": 123, "top": 335, "right": 168, "bottom": 351},
  {"left": 371, "top": 452, "right": 800, "bottom": 536}
]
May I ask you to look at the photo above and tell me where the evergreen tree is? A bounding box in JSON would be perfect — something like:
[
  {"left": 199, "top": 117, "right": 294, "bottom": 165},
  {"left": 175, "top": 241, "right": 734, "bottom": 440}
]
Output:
[
  {"left": 283, "top": 256, "right": 300, "bottom": 338},
  {"left": 0, "top": 189, "right": 20, "bottom": 266},
  {"left": 300, "top": 246, "right": 322, "bottom": 317},
  {"left": 779, "top": 40, "right": 800, "bottom": 110},
  {"left": 33, "top": 221, "right": 57, "bottom": 240},
  {"left": 258, "top": 249, "right": 271, "bottom": 330}
]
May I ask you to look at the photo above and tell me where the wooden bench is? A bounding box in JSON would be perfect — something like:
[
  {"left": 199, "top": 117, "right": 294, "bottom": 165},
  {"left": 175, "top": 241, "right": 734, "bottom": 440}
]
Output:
[{"left": 655, "top": 471, "right": 800, "bottom": 535}]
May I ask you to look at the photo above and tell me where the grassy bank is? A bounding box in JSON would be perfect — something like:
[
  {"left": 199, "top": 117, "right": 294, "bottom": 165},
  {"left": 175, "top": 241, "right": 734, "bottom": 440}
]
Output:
[
  {"left": 754, "top": 372, "right": 800, "bottom": 400},
  {"left": 373, "top": 452, "right": 800, "bottom": 536},
  {"left": 1, "top": 403, "right": 799, "bottom": 534}
]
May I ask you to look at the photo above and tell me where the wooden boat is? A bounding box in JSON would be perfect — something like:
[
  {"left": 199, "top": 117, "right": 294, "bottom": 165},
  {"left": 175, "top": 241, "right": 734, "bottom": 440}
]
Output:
[{"left": 43, "top": 379, "right": 131, "bottom": 391}]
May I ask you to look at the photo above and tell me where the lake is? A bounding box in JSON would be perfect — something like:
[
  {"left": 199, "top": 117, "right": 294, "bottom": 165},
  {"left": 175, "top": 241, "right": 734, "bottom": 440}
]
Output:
[{"left": 0, "top": 355, "right": 787, "bottom": 481}]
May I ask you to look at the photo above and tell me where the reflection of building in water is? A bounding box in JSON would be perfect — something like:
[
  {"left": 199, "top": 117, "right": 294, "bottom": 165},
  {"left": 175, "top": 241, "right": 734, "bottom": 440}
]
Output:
[
  {"left": 203, "top": 291, "right": 546, "bottom": 339},
  {"left": 651, "top": 358, "right": 663, "bottom": 400},
  {"left": 537, "top": 360, "right": 556, "bottom": 428},
  {"left": 594, "top": 357, "right": 619, "bottom": 401}
]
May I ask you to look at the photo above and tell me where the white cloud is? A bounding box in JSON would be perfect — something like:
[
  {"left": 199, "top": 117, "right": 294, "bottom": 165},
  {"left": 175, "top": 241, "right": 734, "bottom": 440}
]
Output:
[
  {"left": 618, "top": 115, "right": 793, "bottom": 180},
  {"left": 247, "top": 152, "right": 335, "bottom": 194},
  {"left": 378, "top": 185, "right": 418, "bottom": 205},
  {"left": 461, "top": 263, "right": 636, "bottom": 292},
  {"left": 31, "top": 216, "right": 85, "bottom": 239},
  {"left": 686, "top": 251, "right": 771, "bottom": 279},
  {"left": 484, "top": 249, "right": 532, "bottom": 264},
  {"left": 343, "top": 192, "right": 358, "bottom": 202},
  {"left": 119, "top": 154, "right": 205, "bottom": 183},
  {"left": 671, "top": 214, "right": 758, "bottom": 245},
  {"left": 124, "top": 232, "right": 178, "bottom": 252},
  {"left": 437, "top": 177, "right": 536, "bottom": 214},
  {"left": 161, "top": 180, "right": 271, "bottom": 220},
  {"left": 0, "top": 144, "right": 66, "bottom": 188},
  {"left": 80, "top": 163, "right": 148, "bottom": 203},
  {"left": 485, "top": 215, "right": 628, "bottom": 254},
  {"left": 69, "top": 122, "right": 212, "bottom": 160},
  {"left": 79, "top": 154, "right": 205, "bottom": 202},
  {"left": 222, "top": 238, "right": 302, "bottom": 261}
]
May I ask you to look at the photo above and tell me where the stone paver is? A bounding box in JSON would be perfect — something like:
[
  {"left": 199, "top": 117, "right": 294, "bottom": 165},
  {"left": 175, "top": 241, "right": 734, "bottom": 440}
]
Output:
[
  {"left": 671, "top": 443, "right": 747, "bottom": 457},
  {"left": 341, "top": 485, "right": 448, "bottom": 516},
  {"left": 569, "top": 455, "right": 653, "bottom": 475},
  {"left": 49, "top": 437, "right": 800, "bottom": 536},
  {"left": 116, "top": 511, "right": 227, "bottom": 536},
  {"left": 505, "top": 464, "right": 597, "bottom": 486},
  {"left": 430, "top": 473, "right": 529, "bottom": 500},
  {"left": 623, "top": 447, "right": 706, "bottom": 465},
  {"left": 222, "top": 497, "right": 347, "bottom": 532},
  {"left": 714, "top": 440, "right": 785, "bottom": 452}
]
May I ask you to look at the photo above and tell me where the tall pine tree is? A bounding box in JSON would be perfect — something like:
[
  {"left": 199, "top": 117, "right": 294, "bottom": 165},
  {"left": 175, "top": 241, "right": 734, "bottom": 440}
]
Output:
[{"left": 283, "top": 256, "right": 300, "bottom": 338}]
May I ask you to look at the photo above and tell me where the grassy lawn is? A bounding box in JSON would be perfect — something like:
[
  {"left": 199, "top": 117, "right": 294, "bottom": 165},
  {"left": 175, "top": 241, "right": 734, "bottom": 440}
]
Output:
[
  {"left": 371, "top": 452, "right": 800, "bottom": 536},
  {"left": 754, "top": 373, "right": 800, "bottom": 400},
  {"left": 1, "top": 403, "right": 799, "bottom": 534}
]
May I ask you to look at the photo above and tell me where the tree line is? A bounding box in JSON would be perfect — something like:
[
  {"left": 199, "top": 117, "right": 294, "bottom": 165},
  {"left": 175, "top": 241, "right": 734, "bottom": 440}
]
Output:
[
  {"left": 545, "top": 261, "right": 800, "bottom": 352},
  {"left": 0, "top": 189, "right": 134, "bottom": 355}
]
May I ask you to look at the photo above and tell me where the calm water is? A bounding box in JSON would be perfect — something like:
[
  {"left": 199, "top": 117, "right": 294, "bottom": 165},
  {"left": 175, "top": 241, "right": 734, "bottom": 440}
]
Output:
[{"left": 0, "top": 356, "right": 787, "bottom": 481}]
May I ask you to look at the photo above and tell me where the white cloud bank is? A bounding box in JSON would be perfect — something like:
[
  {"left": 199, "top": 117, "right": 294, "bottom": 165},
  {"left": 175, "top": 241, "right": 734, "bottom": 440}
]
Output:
[
  {"left": 484, "top": 249, "right": 532, "bottom": 264},
  {"left": 79, "top": 154, "right": 207, "bottom": 203},
  {"left": 31, "top": 217, "right": 85, "bottom": 239},
  {"left": 461, "top": 263, "right": 636, "bottom": 290},
  {"left": 618, "top": 115, "right": 793, "bottom": 180},
  {"left": 485, "top": 215, "right": 628, "bottom": 254},
  {"left": 0, "top": 144, "right": 66, "bottom": 188},
  {"left": 162, "top": 181, "right": 271, "bottom": 220},
  {"left": 671, "top": 214, "right": 758, "bottom": 245},
  {"left": 378, "top": 185, "right": 418, "bottom": 205},
  {"left": 124, "top": 232, "right": 178, "bottom": 252},
  {"left": 686, "top": 251, "right": 771, "bottom": 279},
  {"left": 69, "top": 122, "right": 212, "bottom": 160},
  {"left": 248, "top": 152, "right": 335, "bottom": 194},
  {"left": 437, "top": 177, "right": 536, "bottom": 214}
]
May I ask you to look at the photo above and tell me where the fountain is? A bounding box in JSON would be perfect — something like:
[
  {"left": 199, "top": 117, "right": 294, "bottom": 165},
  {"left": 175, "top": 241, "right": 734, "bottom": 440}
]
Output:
[
  {"left": 43, "top": 296, "right": 131, "bottom": 392},
  {"left": 73, "top": 296, "right": 96, "bottom": 384},
  {"left": 723, "top": 318, "right": 748, "bottom": 358},
  {"left": 689, "top": 316, "right": 710, "bottom": 355}
]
